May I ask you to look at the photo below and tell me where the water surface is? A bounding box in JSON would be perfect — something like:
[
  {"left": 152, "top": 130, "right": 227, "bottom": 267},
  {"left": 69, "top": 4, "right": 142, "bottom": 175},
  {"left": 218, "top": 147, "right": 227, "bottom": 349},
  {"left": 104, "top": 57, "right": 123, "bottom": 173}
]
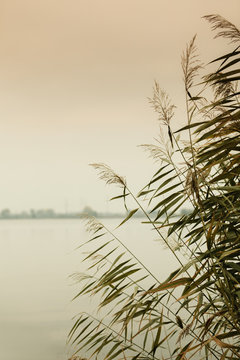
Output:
[{"left": 0, "top": 218, "right": 177, "bottom": 360}]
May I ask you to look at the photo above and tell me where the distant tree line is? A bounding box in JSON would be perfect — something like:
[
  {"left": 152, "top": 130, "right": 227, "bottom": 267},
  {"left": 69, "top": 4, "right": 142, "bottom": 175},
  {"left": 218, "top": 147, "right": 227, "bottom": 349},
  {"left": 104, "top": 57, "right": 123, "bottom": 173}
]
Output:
[
  {"left": 0, "top": 206, "right": 105, "bottom": 219},
  {"left": 0, "top": 206, "right": 190, "bottom": 219},
  {"left": 0, "top": 207, "right": 82, "bottom": 219}
]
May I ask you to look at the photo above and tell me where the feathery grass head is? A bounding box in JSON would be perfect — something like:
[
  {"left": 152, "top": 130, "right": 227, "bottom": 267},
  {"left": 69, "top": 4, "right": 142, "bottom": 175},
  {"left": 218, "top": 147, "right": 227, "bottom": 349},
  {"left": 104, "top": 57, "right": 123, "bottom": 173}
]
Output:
[
  {"left": 81, "top": 214, "right": 103, "bottom": 234},
  {"left": 204, "top": 71, "right": 235, "bottom": 100},
  {"left": 148, "top": 81, "right": 176, "bottom": 125},
  {"left": 212, "top": 75, "right": 234, "bottom": 99},
  {"left": 203, "top": 14, "right": 240, "bottom": 43},
  {"left": 140, "top": 128, "right": 173, "bottom": 164},
  {"left": 90, "top": 163, "right": 126, "bottom": 187},
  {"left": 140, "top": 144, "right": 166, "bottom": 163},
  {"left": 181, "top": 35, "right": 202, "bottom": 90}
]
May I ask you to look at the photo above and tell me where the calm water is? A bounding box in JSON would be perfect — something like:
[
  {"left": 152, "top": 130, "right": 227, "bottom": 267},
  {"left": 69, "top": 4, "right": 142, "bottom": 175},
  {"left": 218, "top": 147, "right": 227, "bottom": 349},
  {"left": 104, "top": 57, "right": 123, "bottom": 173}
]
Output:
[{"left": 0, "top": 218, "right": 177, "bottom": 360}]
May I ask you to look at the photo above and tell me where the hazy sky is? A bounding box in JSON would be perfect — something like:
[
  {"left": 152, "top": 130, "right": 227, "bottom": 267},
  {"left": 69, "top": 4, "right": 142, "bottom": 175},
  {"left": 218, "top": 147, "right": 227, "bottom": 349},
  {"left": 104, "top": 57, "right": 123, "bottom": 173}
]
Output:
[{"left": 0, "top": 0, "right": 239, "bottom": 213}]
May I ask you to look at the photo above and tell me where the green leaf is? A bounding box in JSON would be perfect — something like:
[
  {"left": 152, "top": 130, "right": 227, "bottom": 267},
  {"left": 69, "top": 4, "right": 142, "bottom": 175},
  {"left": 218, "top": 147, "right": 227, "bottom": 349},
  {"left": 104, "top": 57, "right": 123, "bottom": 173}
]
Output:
[
  {"left": 210, "top": 50, "right": 240, "bottom": 63},
  {"left": 137, "top": 189, "right": 155, "bottom": 197},
  {"left": 146, "top": 278, "right": 192, "bottom": 293},
  {"left": 150, "top": 192, "right": 182, "bottom": 213},
  {"left": 149, "top": 168, "right": 175, "bottom": 186},
  {"left": 151, "top": 310, "right": 163, "bottom": 355},
  {"left": 83, "top": 240, "right": 113, "bottom": 261},
  {"left": 219, "top": 249, "right": 240, "bottom": 260},
  {"left": 218, "top": 57, "right": 240, "bottom": 72},
  {"left": 110, "top": 193, "right": 130, "bottom": 200},
  {"left": 154, "top": 195, "right": 184, "bottom": 221},
  {"left": 116, "top": 208, "right": 139, "bottom": 228},
  {"left": 175, "top": 121, "right": 206, "bottom": 133}
]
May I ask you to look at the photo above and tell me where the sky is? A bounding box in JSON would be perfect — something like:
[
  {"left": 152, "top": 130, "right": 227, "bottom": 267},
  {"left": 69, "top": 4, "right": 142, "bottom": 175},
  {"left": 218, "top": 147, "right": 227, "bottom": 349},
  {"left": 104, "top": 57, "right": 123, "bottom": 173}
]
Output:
[{"left": 0, "top": 0, "right": 239, "bottom": 213}]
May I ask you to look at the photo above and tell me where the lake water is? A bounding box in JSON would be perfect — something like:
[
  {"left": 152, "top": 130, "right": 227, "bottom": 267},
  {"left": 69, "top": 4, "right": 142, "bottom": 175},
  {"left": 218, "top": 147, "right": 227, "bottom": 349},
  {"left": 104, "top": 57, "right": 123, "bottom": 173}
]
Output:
[{"left": 0, "top": 218, "right": 178, "bottom": 360}]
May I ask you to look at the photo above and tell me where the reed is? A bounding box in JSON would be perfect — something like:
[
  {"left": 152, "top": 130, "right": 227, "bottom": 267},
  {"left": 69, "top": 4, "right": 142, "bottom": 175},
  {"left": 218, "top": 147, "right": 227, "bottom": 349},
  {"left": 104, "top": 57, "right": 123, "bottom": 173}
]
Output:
[{"left": 68, "top": 15, "right": 240, "bottom": 360}]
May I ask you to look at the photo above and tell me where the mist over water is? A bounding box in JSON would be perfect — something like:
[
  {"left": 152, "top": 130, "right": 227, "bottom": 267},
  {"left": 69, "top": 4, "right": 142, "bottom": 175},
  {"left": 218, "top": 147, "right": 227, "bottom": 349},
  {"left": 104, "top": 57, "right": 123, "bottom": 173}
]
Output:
[{"left": 0, "top": 218, "right": 178, "bottom": 360}]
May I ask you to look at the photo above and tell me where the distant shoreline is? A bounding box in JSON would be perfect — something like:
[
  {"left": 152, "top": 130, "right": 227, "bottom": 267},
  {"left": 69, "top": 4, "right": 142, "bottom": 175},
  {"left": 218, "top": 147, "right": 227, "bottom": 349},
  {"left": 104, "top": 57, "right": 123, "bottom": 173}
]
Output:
[
  {"left": 0, "top": 214, "right": 127, "bottom": 220},
  {"left": 0, "top": 208, "right": 187, "bottom": 220},
  {"left": 0, "top": 212, "right": 142, "bottom": 220}
]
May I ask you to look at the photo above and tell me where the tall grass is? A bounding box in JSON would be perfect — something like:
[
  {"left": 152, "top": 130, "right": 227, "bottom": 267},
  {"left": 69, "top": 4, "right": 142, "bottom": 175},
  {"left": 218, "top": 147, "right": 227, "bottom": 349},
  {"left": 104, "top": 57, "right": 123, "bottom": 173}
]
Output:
[{"left": 68, "top": 15, "right": 240, "bottom": 360}]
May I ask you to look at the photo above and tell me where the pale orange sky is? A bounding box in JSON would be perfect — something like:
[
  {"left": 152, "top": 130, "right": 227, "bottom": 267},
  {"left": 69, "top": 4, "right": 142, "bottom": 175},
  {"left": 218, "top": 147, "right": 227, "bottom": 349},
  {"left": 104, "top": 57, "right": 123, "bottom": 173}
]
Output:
[{"left": 0, "top": 0, "right": 239, "bottom": 212}]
